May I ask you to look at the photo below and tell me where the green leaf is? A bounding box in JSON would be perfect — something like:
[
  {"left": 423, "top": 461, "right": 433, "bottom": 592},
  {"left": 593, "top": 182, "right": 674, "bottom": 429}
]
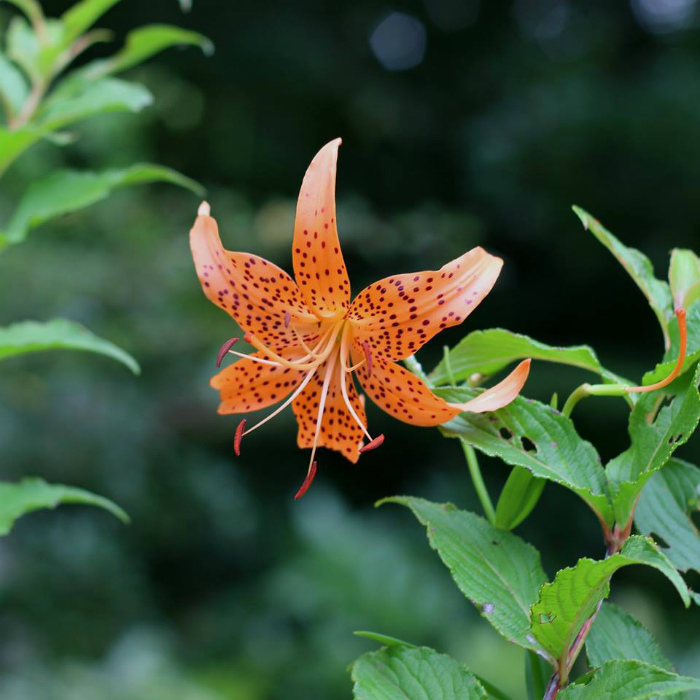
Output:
[
  {"left": 354, "top": 631, "right": 416, "bottom": 648},
  {"left": 437, "top": 388, "right": 614, "bottom": 526},
  {"left": 525, "top": 651, "right": 551, "bottom": 700},
  {"left": 351, "top": 645, "right": 488, "bottom": 700},
  {"left": 60, "top": 0, "right": 121, "bottom": 45},
  {"left": 669, "top": 248, "right": 700, "bottom": 310},
  {"left": 573, "top": 206, "right": 674, "bottom": 347},
  {"left": 635, "top": 458, "right": 700, "bottom": 574},
  {"left": 6, "top": 14, "right": 42, "bottom": 81},
  {"left": 1, "top": 163, "right": 202, "bottom": 246},
  {"left": 558, "top": 660, "right": 700, "bottom": 700},
  {"left": 380, "top": 497, "right": 548, "bottom": 653},
  {"left": 608, "top": 362, "right": 700, "bottom": 527},
  {"left": 495, "top": 467, "right": 546, "bottom": 531},
  {"left": 430, "top": 328, "right": 626, "bottom": 387},
  {"left": 0, "top": 124, "right": 39, "bottom": 174},
  {"left": 0, "top": 50, "right": 29, "bottom": 116},
  {"left": 531, "top": 536, "right": 689, "bottom": 666},
  {"left": 0, "top": 318, "right": 140, "bottom": 373},
  {"left": 585, "top": 603, "right": 674, "bottom": 671},
  {"left": 0, "top": 477, "right": 128, "bottom": 535},
  {"left": 37, "top": 77, "right": 153, "bottom": 131}
]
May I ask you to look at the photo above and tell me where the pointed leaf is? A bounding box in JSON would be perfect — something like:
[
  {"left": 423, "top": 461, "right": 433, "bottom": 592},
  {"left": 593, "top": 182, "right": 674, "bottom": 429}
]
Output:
[
  {"left": 608, "top": 362, "right": 700, "bottom": 526},
  {"left": 1, "top": 164, "right": 202, "bottom": 246},
  {"left": 635, "top": 458, "right": 700, "bottom": 574},
  {"left": 431, "top": 328, "right": 626, "bottom": 387},
  {"left": 60, "top": 0, "right": 121, "bottom": 44},
  {"left": 0, "top": 318, "right": 139, "bottom": 373},
  {"left": 558, "top": 660, "right": 700, "bottom": 700},
  {"left": 670, "top": 248, "right": 700, "bottom": 310},
  {"left": 586, "top": 603, "right": 674, "bottom": 671},
  {"left": 573, "top": 206, "right": 673, "bottom": 346},
  {"left": 0, "top": 50, "right": 29, "bottom": 116},
  {"left": 495, "top": 467, "right": 546, "bottom": 531},
  {"left": 381, "top": 497, "right": 548, "bottom": 653},
  {"left": 0, "top": 477, "right": 128, "bottom": 535},
  {"left": 352, "top": 645, "right": 488, "bottom": 700},
  {"left": 437, "top": 388, "right": 613, "bottom": 526},
  {"left": 531, "top": 536, "right": 689, "bottom": 666}
]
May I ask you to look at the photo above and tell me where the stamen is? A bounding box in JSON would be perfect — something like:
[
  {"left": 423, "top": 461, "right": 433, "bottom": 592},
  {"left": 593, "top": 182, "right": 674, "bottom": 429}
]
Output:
[
  {"left": 228, "top": 351, "right": 283, "bottom": 367},
  {"left": 284, "top": 311, "right": 291, "bottom": 328},
  {"left": 362, "top": 341, "right": 373, "bottom": 377},
  {"left": 339, "top": 365, "right": 372, "bottom": 441},
  {"left": 242, "top": 369, "right": 317, "bottom": 437},
  {"left": 294, "top": 461, "right": 317, "bottom": 500},
  {"left": 234, "top": 419, "right": 246, "bottom": 456},
  {"left": 198, "top": 201, "right": 211, "bottom": 216},
  {"left": 216, "top": 337, "right": 239, "bottom": 367},
  {"left": 627, "top": 309, "right": 687, "bottom": 393},
  {"left": 305, "top": 353, "right": 338, "bottom": 480},
  {"left": 359, "top": 434, "right": 385, "bottom": 453},
  {"left": 291, "top": 324, "right": 323, "bottom": 357}
]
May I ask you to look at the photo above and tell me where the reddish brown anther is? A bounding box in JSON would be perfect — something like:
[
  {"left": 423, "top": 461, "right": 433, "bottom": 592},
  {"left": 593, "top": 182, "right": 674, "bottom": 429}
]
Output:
[
  {"left": 359, "top": 434, "right": 385, "bottom": 453},
  {"left": 234, "top": 419, "right": 246, "bottom": 456},
  {"left": 284, "top": 311, "right": 291, "bottom": 328},
  {"left": 216, "top": 337, "right": 239, "bottom": 367},
  {"left": 294, "top": 461, "right": 317, "bottom": 500},
  {"left": 362, "top": 341, "right": 373, "bottom": 377}
]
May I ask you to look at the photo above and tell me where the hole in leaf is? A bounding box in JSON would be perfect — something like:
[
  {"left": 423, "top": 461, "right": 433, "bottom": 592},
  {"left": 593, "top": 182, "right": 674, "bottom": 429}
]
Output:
[
  {"left": 649, "top": 531, "right": 671, "bottom": 550},
  {"left": 539, "top": 612, "right": 556, "bottom": 624},
  {"left": 491, "top": 540, "right": 500, "bottom": 546},
  {"left": 521, "top": 436, "right": 537, "bottom": 453},
  {"left": 498, "top": 427, "right": 513, "bottom": 441}
]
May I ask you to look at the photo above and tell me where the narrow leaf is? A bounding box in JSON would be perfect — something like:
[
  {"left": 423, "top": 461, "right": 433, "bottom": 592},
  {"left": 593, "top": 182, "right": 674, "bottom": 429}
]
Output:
[
  {"left": 0, "top": 50, "right": 29, "bottom": 116},
  {"left": 0, "top": 477, "right": 128, "bottom": 535},
  {"left": 352, "top": 645, "right": 488, "bottom": 700},
  {"left": 60, "top": 0, "right": 121, "bottom": 44},
  {"left": 354, "top": 631, "right": 416, "bottom": 648},
  {"left": 558, "top": 660, "right": 700, "bottom": 700},
  {"left": 531, "top": 536, "right": 689, "bottom": 665},
  {"left": 572, "top": 206, "right": 673, "bottom": 347},
  {"left": 495, "top": 467, "right": 546, "bottom": 531},
  {"left": 0, "top": 318, "right": 139, "bottom": 374},
  {"left": 585, "top": 603, "right": 674, "bottom": 671},
  {"left": 381, "top": 497, "right": 548, "bottom": 653},
  {"left": 1, "top": 164, "right": 202, "bottom": 245},
  {"left": 635, "top": 458, "right": 700, "bottom": 574},
  {"left": 437, "top": 388, "right": 614, "bottom": 526}
]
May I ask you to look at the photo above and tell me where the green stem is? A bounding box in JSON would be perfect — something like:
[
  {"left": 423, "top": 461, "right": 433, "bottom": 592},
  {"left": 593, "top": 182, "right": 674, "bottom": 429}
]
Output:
[
  {"left": 461, "top": 440, "right": 496, "bottom": 526},
  {"left": 561, "top": 382, "right": 628, "bottom": 418},
  {"left": 442, "top": 345, "right": 456, "bottom": 386}
]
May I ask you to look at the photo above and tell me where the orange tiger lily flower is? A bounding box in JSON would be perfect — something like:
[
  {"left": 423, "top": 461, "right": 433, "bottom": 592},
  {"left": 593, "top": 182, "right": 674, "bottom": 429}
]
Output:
[{"left": 190, "top": 138, "right": 530, "bottom": 497}]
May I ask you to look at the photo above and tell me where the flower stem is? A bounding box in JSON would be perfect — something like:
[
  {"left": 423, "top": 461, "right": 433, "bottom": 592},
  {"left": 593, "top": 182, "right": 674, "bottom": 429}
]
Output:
[
  {"left": 561, "top": 382, "right": 627, "bottom": 418},
  {"left": 461, "top": 440, "right": 496, "bottom": 526}
]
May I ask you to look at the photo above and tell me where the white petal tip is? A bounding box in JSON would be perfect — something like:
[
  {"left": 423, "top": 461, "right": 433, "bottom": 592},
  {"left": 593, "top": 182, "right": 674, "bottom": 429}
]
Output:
[{"left": 198, "top": 201, "right": 211, "bottom": 216}]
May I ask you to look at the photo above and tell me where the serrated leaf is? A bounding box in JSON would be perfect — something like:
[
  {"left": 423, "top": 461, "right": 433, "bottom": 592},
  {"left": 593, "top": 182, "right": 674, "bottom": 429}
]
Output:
[
  {"left": 586, "top": 603, "right": 674, "bottom": 671},
  {"left": 0, "top": 318, "right": 139, "bottom": 373},
  {"left": 381, "top": 497, "right": 548, "bottom": 653},
  {"left": 37, "top": 77, "right": 153, "bottom": 131},
  {"left": 0, "top": 477, "right": 128, "bottom": 535},
  {"left": 495, "top": 467, "right": 546, "bottom": 531},
  {"left": 437, "top": 389, "right": 613, "bottom": 526},
  {"left": 573, "top": 206, "right": 673, "bottom": 348},
  {"left": 531, "top": 536, "right": 689, "bottom": 666},
  {"left": 430, "top": 328, "right": 626, "bottom": 388},
  {"left": 558, "top": 660, "right": 700, "bottom": 699},
  {"left": 1, "top": 164, "right": 202, "bottom": 246},
  {"left": 351, "top": 645, "right": 488, "bottom": 700},
  {"left": 635, "top": 458, "right": 700, "bottom": 574},
  {"left": 0, "top": 50, "right": 29, "bottom": 116},
  {"left": 608, "top": 362, "right": 700, "bottom": 526}
]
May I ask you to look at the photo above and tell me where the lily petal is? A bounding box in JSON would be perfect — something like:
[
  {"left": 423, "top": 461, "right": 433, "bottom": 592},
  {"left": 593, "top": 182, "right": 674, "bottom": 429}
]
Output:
[
  {"left": 191, "top": 203, "right": 317, "bottom": 351},
  {"left": 292, "top": 362, "right": 366, "bottom": 463},
  {"left": 212, "top": 349, "right": 307, "bottom": 414},
  {"left": 347, "top": 248, "right": 503, "bottom": 361},
  {"left": 448, "top": 359, "right": 531, "bottom": 413},
  {"left": 293, "top": 138, "right": 352, "bottom": 319},
  {"left": 354, "top": 352, "right": 460, "bottom": 427}
]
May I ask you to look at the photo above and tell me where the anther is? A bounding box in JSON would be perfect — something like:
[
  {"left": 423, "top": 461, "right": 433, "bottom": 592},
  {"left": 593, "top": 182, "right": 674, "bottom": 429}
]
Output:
[
  {"left": 359, "top": 434, "right": 385, "bottom": 453},
  {"left": 284, "top": 311, "right": 291, "bottom": 328},
  {"left": 627, "top": 308, "right": 687, "bottom": 393},
  {"left": 362, "top": 341, "right": 373, "bottom": 377},
  {"left": 244, "top": 331, "right": 254, "bottom": 343},
  {"left": 216, "top": 337, "right": 239, "bottom": 367},
  {"left": 198, "top": 201, "right": 211, "bottom": 216},
  {"left": 294, "top": 461, "right": 317, "bottom": 500},
  {"left": 234, "top": 419, "right": 246, "bottom": 456}
]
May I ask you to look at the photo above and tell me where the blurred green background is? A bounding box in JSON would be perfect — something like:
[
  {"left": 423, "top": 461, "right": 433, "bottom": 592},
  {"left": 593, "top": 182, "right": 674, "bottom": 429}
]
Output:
[{"left": 1, "top": 0, "right": 699, "bottom": 698}]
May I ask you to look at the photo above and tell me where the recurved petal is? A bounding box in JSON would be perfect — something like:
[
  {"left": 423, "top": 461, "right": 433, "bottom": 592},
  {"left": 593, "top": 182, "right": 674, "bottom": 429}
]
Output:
[
  {"left": 212, "top": 349, "right": 307, "bottom": 414},
  {"left": 448, "top": 359, "right": 531, "bottom": 413},
  {"left": 347, "top": 248, "right": 503, "bottom": 361},
  {"left": 354, "top": 352, "right": 459, "bottom": 427},
  {"left": 293, "top": 139, "right": 352, "bottom": 319},
  {"left": 292, "top": 362, "right": 366, "bottom": 463},
  {"left": 191, "top": 203, "right": 317, "bottom": 351}
]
